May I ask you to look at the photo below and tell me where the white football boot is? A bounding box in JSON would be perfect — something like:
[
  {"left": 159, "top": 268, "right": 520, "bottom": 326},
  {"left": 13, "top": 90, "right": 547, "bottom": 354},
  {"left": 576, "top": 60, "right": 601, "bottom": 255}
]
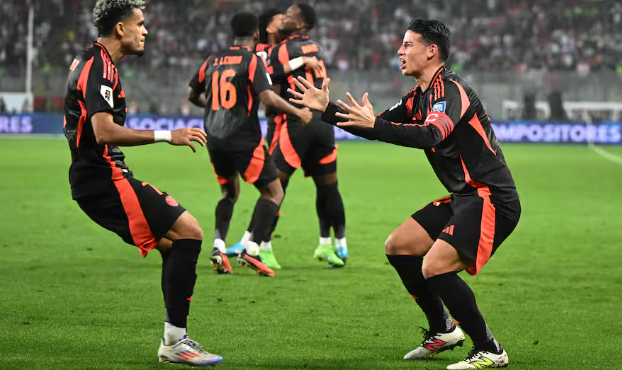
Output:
[
  {"left": 158, "top": 337, "right": 223, "bottom": 367},
  {"left": 404, "top": 325, "right": 466, "bottom": 360},
  {"left": 446, "top": 347, "right": 509, "bottom": 369}
]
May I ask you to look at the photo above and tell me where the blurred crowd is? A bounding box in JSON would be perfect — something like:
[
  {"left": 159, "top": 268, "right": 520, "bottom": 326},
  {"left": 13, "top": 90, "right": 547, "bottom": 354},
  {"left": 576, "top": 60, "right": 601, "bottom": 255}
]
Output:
[{"left": 1, "top": 0, "right": 622, "bottom": 78}]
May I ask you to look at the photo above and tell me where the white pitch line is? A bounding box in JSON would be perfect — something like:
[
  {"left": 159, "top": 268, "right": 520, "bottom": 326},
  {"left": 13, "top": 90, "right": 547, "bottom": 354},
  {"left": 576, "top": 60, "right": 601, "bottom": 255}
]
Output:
[{"left": 591, "top": 145, "right": 622, "bottom": 167}]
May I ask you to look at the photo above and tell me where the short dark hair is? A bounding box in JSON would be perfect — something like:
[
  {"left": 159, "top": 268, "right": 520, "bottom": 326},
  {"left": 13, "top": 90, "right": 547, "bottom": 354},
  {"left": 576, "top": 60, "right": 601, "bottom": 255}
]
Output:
[
  {"left": 258, "top": 8, "right": 281, "bottom": 44},
  {"left": 296, "top": 4, "right": 316, "bottom": 31},
  {"left": 93, "top": 0, "right": 145, "bottom": 37},
  {"left": 231, "top": 12, "right": 258, "bottom": 38},
  {"left": 407, "top": 19, "right": 451, "bottom": 62}
]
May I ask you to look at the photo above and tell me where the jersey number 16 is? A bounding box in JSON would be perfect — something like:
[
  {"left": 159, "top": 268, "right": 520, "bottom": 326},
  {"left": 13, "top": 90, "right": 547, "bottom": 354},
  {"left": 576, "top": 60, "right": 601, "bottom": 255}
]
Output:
[{"left": 211, "top": 69, "right": 237, "bottom": 110}]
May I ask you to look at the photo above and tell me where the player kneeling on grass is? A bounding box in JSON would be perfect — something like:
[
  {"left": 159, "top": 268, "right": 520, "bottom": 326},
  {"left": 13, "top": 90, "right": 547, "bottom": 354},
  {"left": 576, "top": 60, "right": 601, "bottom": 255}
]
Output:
[
  {"left": 63, "top": 0, "right": 222, "bottom": 366},
  {"left": 289, "top": 19, "right": 520, "bottom": 370}
]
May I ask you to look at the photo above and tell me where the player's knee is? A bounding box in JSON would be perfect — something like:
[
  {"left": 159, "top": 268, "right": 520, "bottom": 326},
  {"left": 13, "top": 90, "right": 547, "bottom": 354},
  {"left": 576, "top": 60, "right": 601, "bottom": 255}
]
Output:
[
  {"left": 384, "top": 233, "right": 428, "bottom": 256},
  {"left": 323, "top": 173, "right": 338, "bottom": 185},
  {"left": 421, "top": 260, "right": 445, "bottom": 280},
  {"left": 421, "top": 258, "right": 453, "bottom": 279},
  {"left": 313, "top": 173, "right": 337, "bottom": 187},
  {"left": 384, "top": 233, "right": 402, "bottom": 255},
  {"left": 277, "top": 171, "right": 290, "bottom": 188},
  {"left": 175, "top": 213, "right": 204, "bottom": 241},
  {"left": 261, "top": 181, "right": 284, "bottom": 205},
  {"left": 220, "top": 183, "right": 239, "bottom": 202},
  {"left": 185, "top": 222, "right": 204, "bottom": 241},
  {"left": 272, "top": 184, "right": 284, "bottom": 205}
]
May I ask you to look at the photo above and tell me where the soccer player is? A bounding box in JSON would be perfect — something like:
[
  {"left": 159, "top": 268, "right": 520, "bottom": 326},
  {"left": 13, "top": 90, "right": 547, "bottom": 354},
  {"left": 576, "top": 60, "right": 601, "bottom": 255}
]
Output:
[
  {"left": 187, "top": 12, "right": 312, "bottom": 276},
  {"left": 63, "top": 0, "right": 222, "bottom": 366},
  {"left": 268, "top": 3, "right": 349, "bottom": 267},
  {"left": 289, "top": 19, "right": 520, "bottom": 370},
  {"left": 227, "top": 8, "right": 321, "bottom": 267}
]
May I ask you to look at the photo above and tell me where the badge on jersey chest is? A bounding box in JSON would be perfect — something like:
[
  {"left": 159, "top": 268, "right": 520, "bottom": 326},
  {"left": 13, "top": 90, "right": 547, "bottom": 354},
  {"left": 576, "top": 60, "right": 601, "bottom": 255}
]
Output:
[
  {"left": 101, "top": 85, "right": 114, "bottom": 108},
  {"left": 431, "top": 101, "right": 446, "bottom": 113}
]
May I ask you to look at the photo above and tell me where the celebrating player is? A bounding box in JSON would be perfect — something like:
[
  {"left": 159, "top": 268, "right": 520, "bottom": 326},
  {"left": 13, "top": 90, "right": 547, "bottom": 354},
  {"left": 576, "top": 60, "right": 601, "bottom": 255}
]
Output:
[
  {"left": 289, "top": 19, "right": 520, "bottom": 370},
  {"left": 187, "top": 12, "right": 312, "bottom": 276},
  {"left": 268, "top": 4, "right": 349, "bottom": 268},
  {"left": 63, "top": 0, "right": 222, "bottom": 366},
  {"left": 227, "top": 8, "right": 322, "bottom": 268}
]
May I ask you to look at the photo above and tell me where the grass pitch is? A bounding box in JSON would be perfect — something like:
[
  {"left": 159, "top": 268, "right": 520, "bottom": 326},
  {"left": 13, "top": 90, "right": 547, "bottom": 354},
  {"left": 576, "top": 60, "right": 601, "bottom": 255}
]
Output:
[{"left": 1, "top": 138, "right": 621, "bottom": 369}]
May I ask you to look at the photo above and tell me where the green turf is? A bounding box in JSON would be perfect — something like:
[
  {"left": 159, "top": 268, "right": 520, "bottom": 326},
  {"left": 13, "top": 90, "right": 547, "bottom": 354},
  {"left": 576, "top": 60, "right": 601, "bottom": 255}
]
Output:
[{"left": 1, "top": 138, "right": 621, "bottom": 370}]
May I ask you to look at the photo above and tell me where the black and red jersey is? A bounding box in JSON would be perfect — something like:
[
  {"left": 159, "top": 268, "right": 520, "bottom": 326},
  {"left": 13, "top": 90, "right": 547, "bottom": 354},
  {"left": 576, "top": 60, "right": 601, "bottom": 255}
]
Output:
[
  {"left": 63, "top": 42, "right": 130, "bottom": 199},
  {"left": 322, "top": 66, "right": 518, "bottom": 202},
  {"left": 254, "top": 43, "right": 275, "bottom": 65},
  {"left": 189, "top": 45, "right": 272, "bottom": 151},
  {"left": 269, "top": 33, "right": 327, "bottom": 123}
]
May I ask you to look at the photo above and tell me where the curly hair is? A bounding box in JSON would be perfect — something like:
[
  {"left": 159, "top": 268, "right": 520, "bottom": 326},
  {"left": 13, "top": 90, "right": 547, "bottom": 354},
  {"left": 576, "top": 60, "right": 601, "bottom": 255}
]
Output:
[
  {"left": 230, "top": 12, "right": 258, "bottom": 38},
  {"left": 93, "top": 0, "right": 146, "bottom": 37},
  {"left": 296, "top": 4, "right": 316, "bottom": 31}
]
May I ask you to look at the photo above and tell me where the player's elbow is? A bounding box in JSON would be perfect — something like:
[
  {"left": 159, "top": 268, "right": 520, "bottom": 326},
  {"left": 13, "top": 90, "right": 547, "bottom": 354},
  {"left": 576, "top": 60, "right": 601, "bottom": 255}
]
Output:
[
  {"left": 187, "top": 88, "right": 200, "bottom": 106},
  {"left": 259, "top": 90, "right": 274, "bottom": 107},
  {"left": 94, "top": 132, "right": 110, "bottom": 146}
]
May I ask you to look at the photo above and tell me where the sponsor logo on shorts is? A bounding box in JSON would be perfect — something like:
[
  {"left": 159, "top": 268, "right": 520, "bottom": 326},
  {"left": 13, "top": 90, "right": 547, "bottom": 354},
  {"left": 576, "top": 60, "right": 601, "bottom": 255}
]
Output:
[
  {"left": 166, "top": 195, "right": 179, "bottom": 207},
  {"left": 442, "top": 225, "right": 454, "bottom": 235}
]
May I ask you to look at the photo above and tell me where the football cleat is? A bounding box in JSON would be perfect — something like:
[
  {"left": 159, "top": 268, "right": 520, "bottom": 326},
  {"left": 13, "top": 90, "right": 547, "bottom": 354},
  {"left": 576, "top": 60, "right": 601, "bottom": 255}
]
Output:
[
  {"left": 225, "top": 242, "right": 245, "bottom": 257},
  {"left": 259, "top": 248, "right": 282, "bottom": 270},
  {"left": 237, "top": 244, "right": 275, "bottom": 277},
  {"left": 329, "top": 245, "right": 349, "bottom": 268},
  {"left": 158, "top": 337, "right": 223, "bottom": 367},
  {"left": 210, "top": 248, "right": 233, "bottom": 274},
  {"left": 314, "top": 244, "right": 344, "bottom": 266},
  {"left": 404, "top": 325, "right": 465, "bottom": 360},
  {"left": 446, "top": 347, "right": 508, "bottom": 369}
]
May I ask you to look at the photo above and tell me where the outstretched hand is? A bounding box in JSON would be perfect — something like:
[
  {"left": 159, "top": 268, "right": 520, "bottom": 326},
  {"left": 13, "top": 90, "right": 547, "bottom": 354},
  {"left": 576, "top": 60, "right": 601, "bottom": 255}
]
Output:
[
  {"left": 288, "top": 76, "right": 331, "bottom": 112},
  {"left": 334, "top": 92, "right": 376, "bottom": 129},
  {"left": 171, "top": 128, "right": 207, "bottom": 152}
]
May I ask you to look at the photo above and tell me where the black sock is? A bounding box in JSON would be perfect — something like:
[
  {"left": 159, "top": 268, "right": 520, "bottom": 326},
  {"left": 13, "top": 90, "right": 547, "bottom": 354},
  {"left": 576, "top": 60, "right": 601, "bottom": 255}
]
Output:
[
  {"left": 215, "top": 198, "right": 234, "bottom": 241},
  {"left": 250, "top": 198, "right": 279, "bottom": 244},
  {"left": 266, "top": 180, "right": 289, "bottom": 241},
  {"left": 387, "top": 255, "right": 453, "bottom": 333},
  {"left": 161, "top": 248, "right": 171, "bottom": 302},
  {"left": 163, "top": 239, "right": 201, "bottom": 328},
  {"left": 427, "top": 272, "right": 500, "bottom": 352},
  {"left": 315, "top": 182, "right": 346, "bottom": 239},
  {"left": 269, "top": 210, "right": 281, "bottom": 237},
  {"left": 326, "top": 182, "right": 346, "bottom": 239}
]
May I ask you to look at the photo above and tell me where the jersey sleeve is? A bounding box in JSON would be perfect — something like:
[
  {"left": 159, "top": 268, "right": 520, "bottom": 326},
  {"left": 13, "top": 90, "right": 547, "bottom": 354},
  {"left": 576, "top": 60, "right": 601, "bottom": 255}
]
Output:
[
  {"left": 189, "top": 57, "right": 210, "bottom": 93},
  {"left": 84, "top": 58, "right": 115, "bottom": 118},
  {"left": 320, "top": 100, "right": 442, "bottom": 147},
  {"left": 320, "top": 91, "right": 420, "bottom": 141},
  {"left": 372, "top": 82, "right": 472, "bottom": 148},
  {"left": 425, "top": 79, "right": 471, "bottom": 133},
  {"left": 270, "top": 42, "right": 304, "bottom": 81},
  {"left": 250, "top": 54, "right": 272, "bottom": 94},
  {"left": 375, "top": 93, "right": 414, "bottom": 123}
]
